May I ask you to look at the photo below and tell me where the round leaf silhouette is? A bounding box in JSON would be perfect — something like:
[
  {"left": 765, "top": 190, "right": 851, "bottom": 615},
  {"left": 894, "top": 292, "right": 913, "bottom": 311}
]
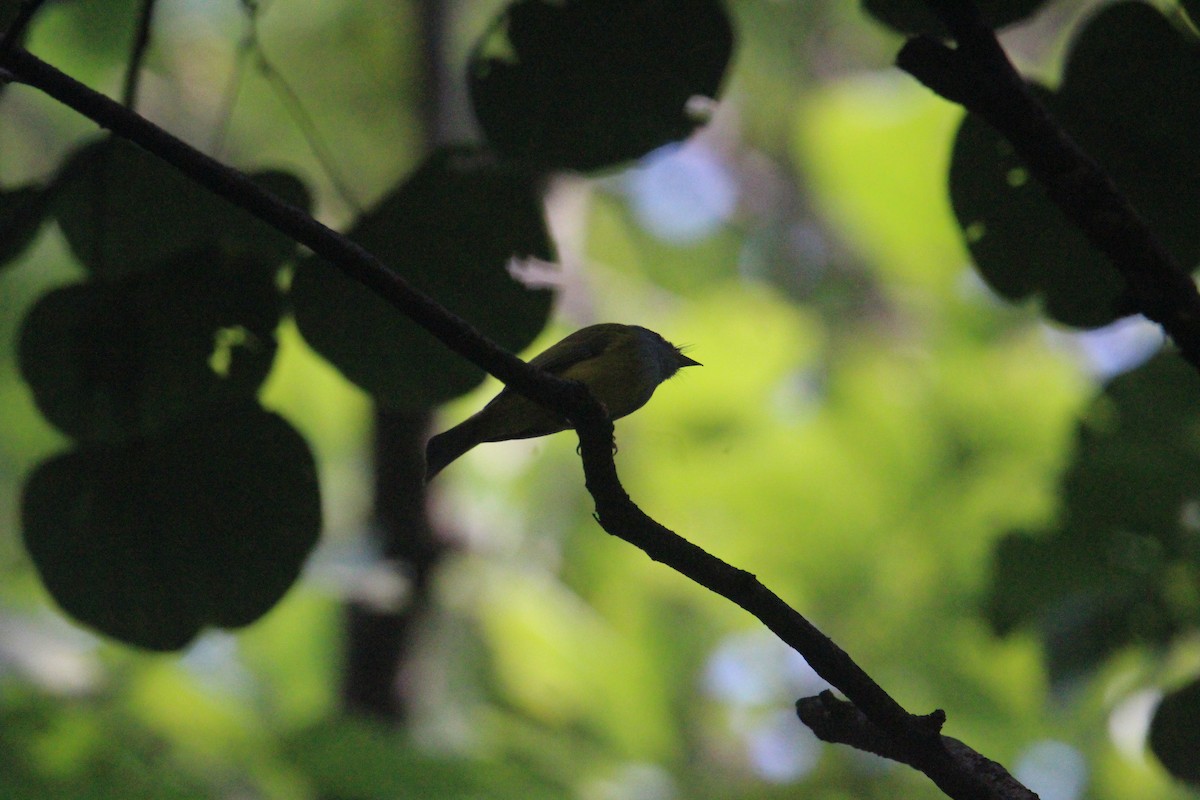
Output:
[
  {"left": 21, "top": 402, "right": 321, "bottom": 651},
  {"left": 52, "top": 137, "right": 310, "bottom": 278},
  {"left": 19, "top": 250, "right": 282, "bottom": 442},
  {"left": 469, "top": 0, "right": 733, "bottom": 171},
  {"left": 292, "top": 147, "right": 554, "bottom": 410},
  {"left": 1150, "top": 678, "right": 1200, "bottom": 786},
  {"left": 951, "top": 108, "right": 1126, "bottom": 327}
]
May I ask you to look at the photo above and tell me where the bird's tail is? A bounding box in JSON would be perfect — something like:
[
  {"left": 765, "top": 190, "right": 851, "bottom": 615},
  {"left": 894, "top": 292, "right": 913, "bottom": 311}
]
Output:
[{"left": 425, "top": 416, "right": 485, "bottom": 482}]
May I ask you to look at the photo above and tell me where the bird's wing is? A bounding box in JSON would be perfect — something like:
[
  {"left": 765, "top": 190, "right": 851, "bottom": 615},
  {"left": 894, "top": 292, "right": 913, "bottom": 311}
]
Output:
[{"left": 526, "top": 324, "right": 619, "bottom": 374}]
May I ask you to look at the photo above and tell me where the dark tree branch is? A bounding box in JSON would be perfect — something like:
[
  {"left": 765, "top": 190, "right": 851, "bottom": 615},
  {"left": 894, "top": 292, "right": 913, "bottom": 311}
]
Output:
[
  {"left": 121, "top": 0, "right": 157, "bottom": 108},
  {"left": 0, "top": 44, "right": 1029, "bottom": 800},
  {"left": 798, "top": 693, "right": 1039, "bottom": 800},
  {"left": 0, "top": 0, "right": 50, "bottom": 55},
  {"left": 896, "top": 0, "right": 1200, "bottom": 372},
  {"left": 576, "top": 417, "right": 1030, "bottom": 800},
  {"left": 576, "top": 415, "right": 927, "bottom": 737}
]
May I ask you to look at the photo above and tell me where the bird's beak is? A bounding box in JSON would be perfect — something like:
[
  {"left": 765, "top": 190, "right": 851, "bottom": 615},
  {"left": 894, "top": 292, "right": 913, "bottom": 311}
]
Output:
[{"left": 679, "top": 354, "right": 701, "bottom": 368}]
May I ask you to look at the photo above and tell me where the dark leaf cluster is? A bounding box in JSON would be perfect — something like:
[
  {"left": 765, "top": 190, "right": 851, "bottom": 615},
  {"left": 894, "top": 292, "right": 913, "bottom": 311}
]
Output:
[
  {"left": 2, "top": 0, "right": 735, "bottom": 651},
  {"left": 4, "top": 138, "right": 319, "bottom": 650},
  {"left": 950, "top": 3, "right": 1200, "bottom": 328}
]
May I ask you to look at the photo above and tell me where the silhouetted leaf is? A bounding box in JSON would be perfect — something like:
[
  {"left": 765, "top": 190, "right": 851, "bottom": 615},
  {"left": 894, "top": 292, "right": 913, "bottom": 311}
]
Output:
[
  {"left": 18, "top": 250, "right": 281, "bottom": 442},
  {"left": 1062, "top": 355, "right": 1200, "bottom": 540},
  {"left": 990, "top": 526, "right": 1177, "bottom": 680},
  {"left": 1150, "top": 678, "right": 1200, "bottom": 786},
  {"left": 987, "top": 355, "right": 1200, "bottom": 678},
  {"left": 951, "top": 108, "right": 1126, "bottom": 327},
  {"left": 292, "top": 147, "right": 554, "bottom": 410},
  {"left": 950, "top": 3, "right": 1200, "bottom": 327},
  {"left": 21, "top": 402, "right": 320, "bottom": 651},
  {"left": 469, "top": 0, "right": 733, "bottom": 171},
  {"left": 0, "top": 185, "right": 48, "bottom": 269},
  {"left": 862, "top": 0, "right": 1046, "bottom": 36},
  {"left": 52, "top": 137, "right": 310, "bottom": 278}
]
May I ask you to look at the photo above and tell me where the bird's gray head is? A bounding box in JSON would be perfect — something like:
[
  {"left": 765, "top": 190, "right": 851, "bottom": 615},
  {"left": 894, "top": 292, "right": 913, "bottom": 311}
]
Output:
[{"left": 632, "top": 326, "right": 701, "bottom": 382}]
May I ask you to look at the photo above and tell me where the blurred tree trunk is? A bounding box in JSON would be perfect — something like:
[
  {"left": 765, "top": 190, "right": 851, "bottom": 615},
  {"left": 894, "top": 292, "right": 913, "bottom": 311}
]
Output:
[
  {"left": 339, "top": 0, "right": 452, "bottom": 723},
  {"left": 341, "top": 411, "right": 443, "bottom": 720}
]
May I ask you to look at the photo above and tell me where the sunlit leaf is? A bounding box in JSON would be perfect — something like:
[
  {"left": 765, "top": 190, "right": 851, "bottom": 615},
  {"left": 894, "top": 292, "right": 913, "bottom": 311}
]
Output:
[
  {"left": 950, "top": 3, "right": 1200, "bottom": 327},
  {"left": 52, "top": 137, "right": 310, "bottom": 278},
  {"left": 292, "top": 147, "right": 554, "bottom": 410},
  {"left": 21, "top": 402, "right": 320, "bottom": 651},
  {"left": 23, "top": 0, "right": 140, "bottom": 75},
  {"left": 1149, "top": 678, "right": 1200, "bottom": 786},
  {"left": 18, "top": 250, "right": 281, "bottom": 442},
  {"left": 862, "top": 0, "right": 1047, "bottom": 36},
  {"left": 469, "top": 0, "right": 733, "bottom": 171}
]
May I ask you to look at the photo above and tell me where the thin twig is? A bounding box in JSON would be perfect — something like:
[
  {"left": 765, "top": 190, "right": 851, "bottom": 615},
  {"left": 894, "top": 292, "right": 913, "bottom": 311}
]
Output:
[
  {"left": 896, "top": 0, "right": 1200, "bottom": 371},
  {"left": 121, "top": 0, "right": 158, "bottom": 109},
  {"left": 235, "top": 0, "right": 363, "bottom": 211},
  {"left": 253, "top": 50, "right": 363, "bottom": 213}
]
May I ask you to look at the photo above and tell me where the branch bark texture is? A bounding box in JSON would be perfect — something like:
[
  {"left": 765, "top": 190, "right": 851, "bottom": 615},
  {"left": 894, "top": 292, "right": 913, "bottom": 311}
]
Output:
[{"left": 798, "top": 693, "right": 1039, "bottom": 800}]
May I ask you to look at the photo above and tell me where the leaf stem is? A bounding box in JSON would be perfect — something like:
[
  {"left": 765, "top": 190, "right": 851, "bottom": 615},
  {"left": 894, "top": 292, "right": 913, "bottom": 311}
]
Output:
[{"left": 121, "top": 0, "right": 157, "bottom": 109}]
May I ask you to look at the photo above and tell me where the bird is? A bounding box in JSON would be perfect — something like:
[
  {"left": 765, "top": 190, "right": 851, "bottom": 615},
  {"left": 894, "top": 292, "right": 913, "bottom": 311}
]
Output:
[{"left": 425, "top": 323, "right": 699, "bottom": 481}]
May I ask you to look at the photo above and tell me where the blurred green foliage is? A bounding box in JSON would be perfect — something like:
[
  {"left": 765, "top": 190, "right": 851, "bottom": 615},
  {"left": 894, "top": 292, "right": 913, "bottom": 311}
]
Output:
[{"left": 3, "top": 0, "right": 1200, "bottom": 798}]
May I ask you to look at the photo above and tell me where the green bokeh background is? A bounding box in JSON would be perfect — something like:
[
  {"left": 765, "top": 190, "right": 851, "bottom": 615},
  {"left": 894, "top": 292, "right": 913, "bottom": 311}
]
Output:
[{"left": 1, "top": 1, "right": 1194, "bottom": 798}]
